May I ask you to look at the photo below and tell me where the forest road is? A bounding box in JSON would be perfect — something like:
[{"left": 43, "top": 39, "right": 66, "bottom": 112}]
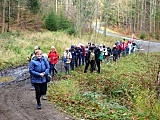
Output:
[
  {"left": 0, "top": 62, "right": 75, "bottom": 120},
  {"left": 0, "top": 31, "right": 160, "bottom": 120},
  {"left": 94, "top": 23, "right": 160, "bottom": 52}
]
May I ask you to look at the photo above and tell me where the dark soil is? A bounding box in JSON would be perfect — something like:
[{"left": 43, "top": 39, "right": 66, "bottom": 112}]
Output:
[{"left": 0, "top": 61, "right": 75, "bottom": 120}]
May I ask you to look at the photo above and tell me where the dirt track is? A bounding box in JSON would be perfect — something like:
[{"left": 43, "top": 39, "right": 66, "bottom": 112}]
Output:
[
  {"left": 0, "top": 62, "right": 75, "bottom": 120},
  {"left": 0, "top": 79, "right": 75, "bottom": 120}
]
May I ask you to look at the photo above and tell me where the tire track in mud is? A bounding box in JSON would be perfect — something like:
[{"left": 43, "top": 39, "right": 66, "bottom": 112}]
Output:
[{"left": 0, "top": 79, "right": 74, "bottom": 120}]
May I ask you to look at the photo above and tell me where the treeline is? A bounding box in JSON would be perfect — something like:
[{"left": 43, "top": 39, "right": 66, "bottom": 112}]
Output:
[{"left": 0, "top": 0, "right": 160, "bottom": 40}]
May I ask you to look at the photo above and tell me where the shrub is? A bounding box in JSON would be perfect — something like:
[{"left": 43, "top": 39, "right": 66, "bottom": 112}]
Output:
[
  {"left": 27, "top": 0, "right": 40, "bottom": 14},
  {"left": 45, "top": 11, "right": 57, "bottom": 31},
  {"left": 140, "top": 33, "right": 146, "bottom": 39},
  {"left": 57, "top": 12, "right": 73, "bottom": 30},
  {"left": 67, "top": 27, "right": 76, "bottom": 35},
  {"left": 155, "top": 33, "right": 159, "bottom": 40}
]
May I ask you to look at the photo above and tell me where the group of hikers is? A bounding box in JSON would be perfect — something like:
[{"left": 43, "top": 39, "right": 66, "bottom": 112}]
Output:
[
  {"left": 62, "top": 38, "right": 139, "bottom": 74},
  {"left": 27, "top": 38, "right": 139, "bottom": 110}
]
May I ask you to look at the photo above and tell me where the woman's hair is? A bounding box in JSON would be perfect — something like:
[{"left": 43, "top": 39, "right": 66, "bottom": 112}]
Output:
[{"left": 35, "top": 50, "right": 42, "bottom": 55}]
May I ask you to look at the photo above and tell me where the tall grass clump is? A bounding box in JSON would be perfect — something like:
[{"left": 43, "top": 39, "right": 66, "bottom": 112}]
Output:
[{"left": 47, "top": 52, "right": 160, "bottom": 119}]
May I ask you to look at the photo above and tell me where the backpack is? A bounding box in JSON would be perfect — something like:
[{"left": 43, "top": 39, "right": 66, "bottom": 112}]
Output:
[
  {"left": 90, "top": 51, "right": 95, "bottom": 61},
  {"left": 99, "top": 52, "right": 103, "bottom": 60},
  {"left": 63, "top": 57, "right": 67, "bottom": 63},
  {"left": 112, "top": 48, "right": 117, "bottom": 55}
]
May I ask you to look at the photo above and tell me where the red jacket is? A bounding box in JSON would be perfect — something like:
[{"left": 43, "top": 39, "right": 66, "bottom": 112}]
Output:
[
  {"left": 121, "top": 42, "right": 127, "bottom": 51},
  {"left": 81, "top": 46, "right": 86, "bottom": 56},
  {"left": 48, "top": 51, "right": 59, "bottom": 64}
]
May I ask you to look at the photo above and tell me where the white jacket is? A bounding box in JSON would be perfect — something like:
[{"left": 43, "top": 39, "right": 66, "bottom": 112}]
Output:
[{"left": 63, "top": 51, "right": 72, "bottom": 63}]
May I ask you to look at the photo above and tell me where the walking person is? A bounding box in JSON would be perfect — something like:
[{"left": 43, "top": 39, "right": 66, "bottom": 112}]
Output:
[
  {"left": 69, "top": 45, "right": 76, "bottom": 70},
  {"left": 27, "top": 45, "right": 40, "bottom": 90},
  {"left": 121, "top": 39, "right": 127, "bottom": 57},
  {"left": 77, "top": 45, "right": 83, "bottom": 66},
  {"left": 84, "top": 46, "right": 95, "bottom": 73},
  {"left": 48, "top": 46, "right": 59, "bottom": 77},
  {"left": 116, "top": 42, "right": 122, "bottom": 59},
  {"left": 79, "top": 43, "right": 86, "bottom": 66},
  {"left": 112, "top": 45, "right": 118, "bottom": 62},
  {"left": 63, "top": 48, "right": 72, "bottom": 74},
  {"left": 131, "top": 42, "right": 137, "bottom": 54},
  {"left": 29, "top": 50, "right": 50, "bottom": 109},
  {"left": 94, "top": 46, "right": 101, "bottom": 73}
]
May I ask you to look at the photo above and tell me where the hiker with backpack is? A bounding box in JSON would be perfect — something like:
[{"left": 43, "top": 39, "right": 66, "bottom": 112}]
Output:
[
  {"left": 131, "top": 42, "right": 137, "bottom": 53},
  {"left": 94, "top": 46, "right": 101, "bottom": 73},
  {"left": 63, "top": 48, "right": 72, "bottom": 74},
  {"left": 85, "top": 45, "right": 89, "bottom": 63},
  {"left": 106, "top": 46, "right": 112, "bottom": 62},
  {"left": 84, "top": 46, "right": 96, "bottom": 73},
  {"left": 116, "top": 42, "right": 122, "bottom": 59},
  {"left": 79, "top": 43, "right": 86, "bottom": 66},
  {"left": 48, "top": 46, "right": 59, "bottom": 77},
  {"left": 121, "top": 39, "right": 127, "bottom": 57},
  {"left": 69, "top": 45, "right": 76, "bottom": 70},
  {"left": 102, "top": 45, "right": 108, "bottom": 60},
  {"left": 112, "top": 45, "right": 118, "bottom": 62},
  {"left": 74, "top": 45, "right": 82, "bottom": 67}
]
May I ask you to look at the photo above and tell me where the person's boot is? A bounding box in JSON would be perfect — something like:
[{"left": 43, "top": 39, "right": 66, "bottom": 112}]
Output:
[
  {"left": 42, "top": 95, "right": 47, "bottom": 100},
  {"left": 37, "top": 103, "right": 41, "bottom": 110},
  {"left": 30, "top": 84, "right": 35, "bottom": 91}
]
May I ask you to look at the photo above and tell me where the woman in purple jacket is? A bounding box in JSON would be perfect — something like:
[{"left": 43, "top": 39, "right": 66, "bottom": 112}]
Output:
[{"left": 29, "top": 50, "right": 50, "bottom": 110}]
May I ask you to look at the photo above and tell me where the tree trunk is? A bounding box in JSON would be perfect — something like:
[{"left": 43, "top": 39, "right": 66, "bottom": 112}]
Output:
[
  {"left": 140, "top": 0, "right": 144, "bottom": 31},
  {"left": 149, "top": 0, "right": 152, "bottom": 33},
  {"left": 153, "top": 0, "right": 156, "bottom": 38},
  {"left": 2, "top": 0, "right": 6, "bottom": 33},
  {"left": 17, "top": 0, "right": 20, "bottom": 26},
  {"left": 7, "top": 0, "right": 10, "bottom": 32}
]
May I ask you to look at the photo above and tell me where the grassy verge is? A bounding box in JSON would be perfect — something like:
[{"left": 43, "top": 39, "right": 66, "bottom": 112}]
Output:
[{"left": 47, "top": 52, "right": 160, "bottom": 119}]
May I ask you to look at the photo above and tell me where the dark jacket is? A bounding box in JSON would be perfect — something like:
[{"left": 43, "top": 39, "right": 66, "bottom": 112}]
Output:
[
  {"left": 112, "top": 47, "right": 118, "bottom": 55},
  {"left": 94, "top": 47, "right": 101, "bottom": 60},
  {"left": 69, "top": 48, "right": 76, "bottom": 59},
  {"left": 29, "top": 56, "right": 50, "bottom": 83}
]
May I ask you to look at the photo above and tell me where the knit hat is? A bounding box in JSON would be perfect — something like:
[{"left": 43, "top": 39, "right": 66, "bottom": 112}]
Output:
[
  {"left": 34, "top": 46, "right": 40, "bottom": 50},
  {"left": 71, "top": 45, "right": 74, "bottom": 49},
  {"left": 51, "top": 46, "right": 55, "bottom": 49},
  {"left": 66, "top": 48, "right": 69, "bottom": 51}
]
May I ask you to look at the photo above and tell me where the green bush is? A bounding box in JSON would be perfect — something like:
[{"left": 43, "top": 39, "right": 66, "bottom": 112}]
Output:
[
  {"left": 27, "top": 0, "right": 40, "bottom": 14},
  {"left": 140, "top": 33, "right": 146, "bottom": 39},
  {"left": 57, "top": 13, "right": 72, "bottom": 30},
  {"left": 45, "top": 11, "right": 57, "bottom": 31},
  {"left": 45, "top": 11, "right": 74, "bottom": 32},
  {"left": 155, "top": 33, "right": 159, "bottom": 40},
  {"left": 67, "top": 27, "right": 76, "bottom": 35}
]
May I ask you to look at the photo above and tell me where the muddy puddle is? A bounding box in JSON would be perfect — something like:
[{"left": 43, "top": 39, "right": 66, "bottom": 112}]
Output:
[
  {"left": 0, "top": 65, "right": 30, "bottom": 88},
  {"left": 0, "top": 76, "right": 13, "bottom": 82},
  {"left": 0, "top": 61, "right": 64, "bottom": 88}
]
